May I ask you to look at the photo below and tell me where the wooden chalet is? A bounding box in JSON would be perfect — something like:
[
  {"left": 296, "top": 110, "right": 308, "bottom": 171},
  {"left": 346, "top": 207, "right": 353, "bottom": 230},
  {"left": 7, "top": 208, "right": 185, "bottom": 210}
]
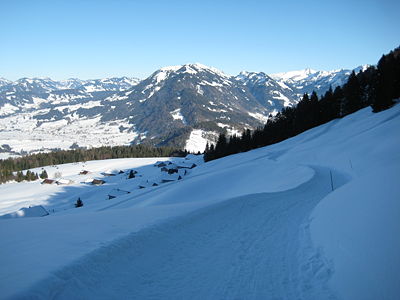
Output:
[
  {"left": 91, "top": 179, "right": 105, "bottom": 185},
  {"left": 41, "top": 179, "right": 55, "bottom": 185}
]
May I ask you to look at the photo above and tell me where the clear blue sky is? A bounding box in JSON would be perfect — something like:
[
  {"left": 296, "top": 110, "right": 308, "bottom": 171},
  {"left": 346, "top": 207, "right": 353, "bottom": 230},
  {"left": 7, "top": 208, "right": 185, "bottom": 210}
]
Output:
[{"left": 1, "top": 0, "right": 399, "bottom": 80}]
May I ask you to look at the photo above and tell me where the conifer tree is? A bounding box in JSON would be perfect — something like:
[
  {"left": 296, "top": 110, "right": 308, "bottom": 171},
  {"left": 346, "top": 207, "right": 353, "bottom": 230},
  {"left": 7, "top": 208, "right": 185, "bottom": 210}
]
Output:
[
  {"left": 75, "top": 198, "right": 83, "bottom": 208},
  {"left": 372, "top": 48, "right": 400, "bottom": 112},
  {"left": 16, "top": 171, "right": 23, "bottom": 182},
  {"left": 128, "top": 170, "right": 135, "bottom": 179},
  {"left": 309, "top": 91, "right": 320, "bottom": 127},
  {"left": 40, "top": 170, "right": 48, "bottom": 179},
  {"left": 214, "top": 133, "right": 227, "bottom": 159},
  {"left": 342, "top": 71, "right": 362, "bottom": 115}
]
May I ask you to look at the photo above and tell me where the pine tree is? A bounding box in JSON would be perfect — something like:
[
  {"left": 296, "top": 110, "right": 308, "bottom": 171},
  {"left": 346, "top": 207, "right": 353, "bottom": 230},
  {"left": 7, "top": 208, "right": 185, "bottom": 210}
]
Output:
[
  {"left": 16, "top": 171, "right": 23, "bottom": 182},
  {"left": 309, "top": 91, "right": 320, "bottom": 127},
  {"left": 333, "top": 86, "right": 344, "bottom": 117},
  {"left": 40, "top": 170, "right": 48, "bottom": 179},
  {"left": 204, "top": 142, "right": 209, "bottom": 154},
  {"left": 241, "top": 129, "right": 251, "bottom": 151},
  {"left": 214, "top": 133, "right": 227, "bottom": 159},
  {"left": 342, "top": 71, "right": 362, "bottom": 115},
  {"left": 319, "top": 87, "right": 334, "bottom": 123},
  {"left": 372, "top": 48, "right": 400, "bottom": 112},
  {"left": 75, "top": 198, "right": 83, "bottom": 208}
]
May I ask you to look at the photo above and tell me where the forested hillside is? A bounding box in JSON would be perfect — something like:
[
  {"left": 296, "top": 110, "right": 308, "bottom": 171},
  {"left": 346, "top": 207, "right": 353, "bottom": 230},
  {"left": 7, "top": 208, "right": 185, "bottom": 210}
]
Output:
[{"left": 205, "top": 47, "right": 400, "bottom": 161}]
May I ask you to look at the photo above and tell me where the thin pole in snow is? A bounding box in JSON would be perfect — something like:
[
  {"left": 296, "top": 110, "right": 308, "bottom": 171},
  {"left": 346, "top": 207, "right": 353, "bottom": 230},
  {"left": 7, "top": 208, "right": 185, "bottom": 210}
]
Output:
[
  {"left": 349, "top": 159, "right": 353, "bottom": 170},
  {"left": 330, "top": 170, "right": 334, "bottom": 191}
]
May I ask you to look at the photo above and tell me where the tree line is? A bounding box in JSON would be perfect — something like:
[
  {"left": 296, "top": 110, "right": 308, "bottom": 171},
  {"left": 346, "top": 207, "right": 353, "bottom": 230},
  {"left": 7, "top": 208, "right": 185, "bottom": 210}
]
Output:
[
  {"left": 0, "top": 144, "right": 187, "bottom": 184},
  {"left": 204, "top": 47, "right": 400, "bottom": 162}
]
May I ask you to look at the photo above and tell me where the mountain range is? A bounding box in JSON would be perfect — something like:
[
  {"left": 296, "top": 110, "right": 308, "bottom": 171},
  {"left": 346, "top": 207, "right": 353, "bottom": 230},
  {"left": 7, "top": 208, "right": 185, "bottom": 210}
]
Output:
[{"left": 0, "top": 63, "right": 364, "bottom": 156}]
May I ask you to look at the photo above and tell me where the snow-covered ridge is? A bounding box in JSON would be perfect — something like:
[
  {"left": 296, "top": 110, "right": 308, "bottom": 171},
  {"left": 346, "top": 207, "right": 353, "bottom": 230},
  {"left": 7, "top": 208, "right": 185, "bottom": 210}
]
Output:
[
  {"left": 236, "top": 71, "right": 273, "bottom": 84},
  {"left": 147, "top": 63, "right": 231, "bottom": 88},
  {"left": 270, "top": 65, "right": 369, "bottom": 84},
  {"left": 1, "top": 63, "right": 366, "bottom": 92},
  {"left": 159, "top": 63, "right": 230, "bottom": 78},
  {"left": 0, "top": 77, "right": 12, "bottom": 87},
  {"left": 0, "top": 76, "right": 140, "bottom": 93},
  {"left": 271, "top": 68, "right": 315, "bottom": 82},
  {"left": 269, "top": 65, "right": 368, "bottom": 99}
]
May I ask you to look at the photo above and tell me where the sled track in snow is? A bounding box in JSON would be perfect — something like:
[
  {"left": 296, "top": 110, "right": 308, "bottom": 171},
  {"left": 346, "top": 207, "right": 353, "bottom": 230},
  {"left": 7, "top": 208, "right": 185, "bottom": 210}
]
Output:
[{"left": 18, "top": 166, "right": 349, "bottom": 300}]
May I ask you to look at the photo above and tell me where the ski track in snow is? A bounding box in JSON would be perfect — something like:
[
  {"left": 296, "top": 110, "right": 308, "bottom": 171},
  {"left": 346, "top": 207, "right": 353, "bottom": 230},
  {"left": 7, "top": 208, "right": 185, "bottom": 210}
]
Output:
[{"left": 20, "top": 166, "right": 349, "bottom": 300}]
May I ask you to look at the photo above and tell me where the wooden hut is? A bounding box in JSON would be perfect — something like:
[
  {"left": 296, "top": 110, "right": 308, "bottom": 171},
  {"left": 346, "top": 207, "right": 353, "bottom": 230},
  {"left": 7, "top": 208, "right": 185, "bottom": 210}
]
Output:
[
  {"left": 91, "top": 179, "right": 105, "bottom": 185},
  {"left": 41, "top": 179, "right": 55, "bottom": 185}
]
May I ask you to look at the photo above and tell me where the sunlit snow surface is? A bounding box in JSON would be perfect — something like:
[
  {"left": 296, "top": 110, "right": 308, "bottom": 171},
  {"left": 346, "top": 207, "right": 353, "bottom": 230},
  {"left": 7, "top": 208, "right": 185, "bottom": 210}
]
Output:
[
  {"left": 0, "top": 104, "right": 399, "bottom": 299},
  {"left": 184, "top": 129, "right": 215, "bottom": 153}
]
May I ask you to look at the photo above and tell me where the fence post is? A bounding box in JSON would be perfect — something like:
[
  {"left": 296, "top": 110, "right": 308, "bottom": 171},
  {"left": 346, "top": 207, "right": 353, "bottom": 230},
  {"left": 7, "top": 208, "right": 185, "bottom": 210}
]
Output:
[{"left": 330, "top": 170, "right": 334, "bottom": 191}]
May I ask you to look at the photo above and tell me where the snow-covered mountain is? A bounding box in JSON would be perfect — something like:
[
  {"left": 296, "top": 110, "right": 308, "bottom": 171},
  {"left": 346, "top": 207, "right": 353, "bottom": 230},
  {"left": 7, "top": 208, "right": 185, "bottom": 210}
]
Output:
[
  {"left": 0, "top": 76, "right": 140, "bottom": 94},
  {"left": 0, "top": 78, "right": 12, "bottom": 88},
  {"left": 79, "top": 77, "right": 141, "bottom": 92},
  {"left": 0, "top": 64, "right": 359, "bottom": 156},
  {"left": 0, "top": 104, "right": 398, "bottom": 299},
  {"left": 271, "top": 66, "right": 368, "bottom": 99},
  {"left": 1, "top": 77, "right": 61, "bottom": 94},
  {"left": 236, "top": 71, "right": 297, "bottom": 111},
  {"left": 106, "top": 63, "right": 279, "bottom": 147}
]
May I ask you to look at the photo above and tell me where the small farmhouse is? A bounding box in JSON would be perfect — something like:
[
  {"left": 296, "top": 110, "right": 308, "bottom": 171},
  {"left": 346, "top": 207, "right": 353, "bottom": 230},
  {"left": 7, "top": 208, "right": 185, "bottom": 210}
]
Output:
[
  {"left": 102, "top": 172, "right": 116, "bottom": 177},
  {"left": 56, "top": 179, "right": 74, "bottom": 185},
  {"left": 91, "top": 179, "right": 105, "bottom": 185},
  {"left": 41, "top": 179, "right": 55, "bottom": 184}
]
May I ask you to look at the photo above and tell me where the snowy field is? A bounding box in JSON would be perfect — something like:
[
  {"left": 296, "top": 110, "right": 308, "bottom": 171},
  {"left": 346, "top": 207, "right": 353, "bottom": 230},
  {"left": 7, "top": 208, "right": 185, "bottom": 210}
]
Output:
[
  {"left": 0, "top": 104, "right": 399, "bottom": 299},
  {"left": 0, "top": 113, "right": 139, "bottom": 156}
]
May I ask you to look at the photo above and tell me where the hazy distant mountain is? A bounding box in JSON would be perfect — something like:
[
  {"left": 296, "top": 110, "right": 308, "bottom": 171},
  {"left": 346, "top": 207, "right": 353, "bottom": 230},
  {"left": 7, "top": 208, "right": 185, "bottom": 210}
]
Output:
[
  {"left": 0, "top": 78, "right": 12, "bottom": 88},
  {"left": 270, "top": 66, "right": 368, "bottom": 99}
]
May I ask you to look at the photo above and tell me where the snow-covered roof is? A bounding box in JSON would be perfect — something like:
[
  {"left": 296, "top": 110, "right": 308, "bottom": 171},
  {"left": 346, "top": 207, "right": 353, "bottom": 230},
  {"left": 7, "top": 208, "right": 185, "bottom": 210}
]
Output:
[
  {"left": 108, "top": 188, "right": 130, "bottom": 197},
  {"left": 160, "top": 173, "right": 182, "bottom": 182},
  {"left": 56, "top": 179, "right": 73, "bottom": 185},
  {"left": 0, "top": 205, "right": 49, "bottom": 219}
]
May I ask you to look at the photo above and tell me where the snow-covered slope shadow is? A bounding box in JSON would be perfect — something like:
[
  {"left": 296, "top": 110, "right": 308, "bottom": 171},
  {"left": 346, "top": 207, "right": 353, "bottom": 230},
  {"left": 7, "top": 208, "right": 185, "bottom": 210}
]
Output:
[{"left": 19, "top": 166, "right": 349, "bottom": 300}]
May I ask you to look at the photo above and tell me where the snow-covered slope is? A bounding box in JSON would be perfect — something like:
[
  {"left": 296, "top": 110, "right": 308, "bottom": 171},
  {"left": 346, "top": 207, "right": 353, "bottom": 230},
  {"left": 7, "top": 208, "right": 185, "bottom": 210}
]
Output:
[{"left": 0, "top": 103, "right": 399, "bottom": 299}]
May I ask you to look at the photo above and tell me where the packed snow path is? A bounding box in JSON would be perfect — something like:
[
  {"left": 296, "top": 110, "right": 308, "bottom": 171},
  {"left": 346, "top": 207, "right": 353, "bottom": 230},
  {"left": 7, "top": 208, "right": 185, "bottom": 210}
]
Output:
[{"left": 21, "top": 166, "right": 349, "bottom": 299}]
